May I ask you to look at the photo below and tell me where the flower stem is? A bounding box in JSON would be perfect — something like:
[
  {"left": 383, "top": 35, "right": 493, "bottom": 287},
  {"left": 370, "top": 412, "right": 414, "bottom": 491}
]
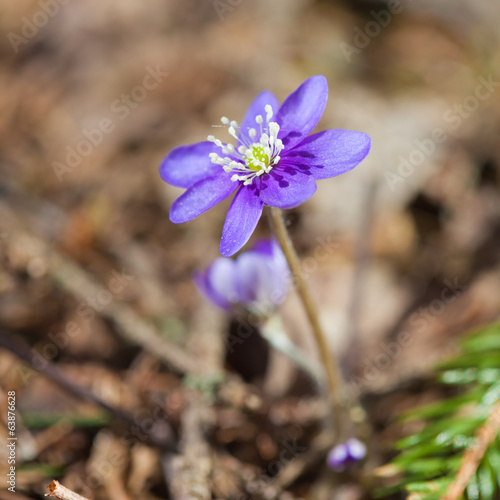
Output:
[
  {"left": 268, "top": 207, "right": 347, "bottom": 439},
  {"left": 261, "top": 314, "right": 322, "bottom": 381}
]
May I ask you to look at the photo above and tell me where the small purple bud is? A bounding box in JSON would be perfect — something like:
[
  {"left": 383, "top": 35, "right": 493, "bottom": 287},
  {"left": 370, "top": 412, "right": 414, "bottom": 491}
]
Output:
[
  {"left": 194, "top": 239, "right": 290, "bottom": 315},
  {"left": 327, "top": 438, "right": 366, "bottom": 471}
]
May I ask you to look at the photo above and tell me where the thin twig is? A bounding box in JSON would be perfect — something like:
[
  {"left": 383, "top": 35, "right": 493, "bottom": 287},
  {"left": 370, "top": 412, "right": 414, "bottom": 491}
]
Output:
[
  {"left": 48, "top": 250, "right": 200, "bottom": 375},
  {"left": 343, "top": 182, "right": 377, "bottom": 466},
  {"left": 162, "top": 303, "right": 223, "bottom": 500},
  {"left": 268, "top": 207, "right": 346, "bottom": 439},
  {"left": 46, "top": 480, "right": 90, "bottom": 500},
  {"left": 443, "top": 398, "right": 500, "bottom": 500},
  {"left": 0, "top": 185, "right": 198, "bottom": 375},
  {"left": 0, "top": 329, "right": 176, "bottom": 452},
  {"left": 344, "top": 182, "right": 376, "bottom": 373},
  {"left": 272, "top": 429, "right": 336, "bottom": 490}
]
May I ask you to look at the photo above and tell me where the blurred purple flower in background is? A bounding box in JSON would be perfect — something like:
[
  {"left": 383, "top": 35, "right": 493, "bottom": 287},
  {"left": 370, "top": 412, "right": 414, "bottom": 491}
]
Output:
[
  {"left": 160, "top": 75, "right": 371, "bottom": 256},
  {"left": 327, "top": 438, "right": 366, "bottom": 471},
  {"left": 193, "top": 239, "right": 290, "bottom": 316}
]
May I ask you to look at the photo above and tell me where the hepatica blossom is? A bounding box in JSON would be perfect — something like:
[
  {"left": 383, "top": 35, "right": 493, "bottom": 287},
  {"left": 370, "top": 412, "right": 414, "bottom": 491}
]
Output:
[
  {"left": 327, "top": 438, "right": 367, "bottom": 471},
  {"left": 160, "top": 75, "right": 371, "bottom": 256},
  {"left": 193, "top": 239, "right": 290, "bottom": 315}
]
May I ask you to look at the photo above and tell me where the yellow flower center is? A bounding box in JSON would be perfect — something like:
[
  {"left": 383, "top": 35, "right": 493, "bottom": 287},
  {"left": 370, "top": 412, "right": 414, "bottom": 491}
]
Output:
[
  {"left": 245, "top": 145, "right": 270, "bottom": 172},
  {"left": 207, "top": 104, "right": 284, "bottom": 186}
]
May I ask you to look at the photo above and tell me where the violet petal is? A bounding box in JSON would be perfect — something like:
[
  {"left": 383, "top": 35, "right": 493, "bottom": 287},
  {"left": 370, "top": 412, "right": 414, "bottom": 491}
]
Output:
[
  {"left": 276, "top": 75, "right": 328, "bottom": 149},
  {"left": 286, "top": 129, "right": 371, "bottom": 180},
  {"left": 259, "top": 168, "right": 317, "bottom": 209},
  {"left": 239, "top": 90, "right": 280, "bottom": 142},
  {"left": 160, "top": 142, "right": 219, "bottom": 188},
  {"left": 169, "top": 174, "right": 238, "bottom": 224},
  {"left": 220, "top": 186, "right": 264, "bottom": 257},
  {"left": 233, "top": 253, "right": 261, "bottom": 305},
  {"left": 193, "top": 267, "right": 232, "bottom": 311}
]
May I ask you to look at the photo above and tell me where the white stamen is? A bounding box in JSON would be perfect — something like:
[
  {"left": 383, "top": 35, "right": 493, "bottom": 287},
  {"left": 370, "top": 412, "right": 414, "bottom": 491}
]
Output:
[
  {"left": 228, "top": 126, "right": 238, "bottom": 140},
  {"left": 269, "top": 122, "right": 279, "bottom": 136},
  {"left": 265, "top": 104, "right": 273, "bottom": 122},
  {"left": 208, "top": 105, "right": 285, "bottom": 186}
]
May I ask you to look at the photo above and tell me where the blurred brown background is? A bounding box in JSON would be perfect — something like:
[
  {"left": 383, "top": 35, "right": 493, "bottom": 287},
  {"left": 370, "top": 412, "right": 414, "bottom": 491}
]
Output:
[{"left": 1, "top": 1, "right": 500, "bottom": 499}]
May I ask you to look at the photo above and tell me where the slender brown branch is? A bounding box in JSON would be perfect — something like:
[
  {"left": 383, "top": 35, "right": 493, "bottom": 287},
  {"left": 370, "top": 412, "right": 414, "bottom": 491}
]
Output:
[
  {"left": 443, "top": 398, "right": 500, "bottom": 500},
  {"left": 46, "top": 481, "right": 90, "bottom": 500},
  {"left": 272, "top": 429, "right": 336, "bottom": 490},
  {"left": 268, "top": 207, "right": 346, "bottom": 439},
  {"left": 344, "top": 182, "right": 376, "bottom": 373},
  {"left": 48, "top": 251, "right": 200, "bottom": 375},
  {"left": 344, "top": 183, "right": 377, "bottom": 466},
  {"left": 162, "top": 304, "right": 222, "bottom": 500},
  {"left": 0, "top": 185, "right": 198, "bottom": 376},
  {"left": 0, "top": 329, "right": 176, "bottom": 452}
]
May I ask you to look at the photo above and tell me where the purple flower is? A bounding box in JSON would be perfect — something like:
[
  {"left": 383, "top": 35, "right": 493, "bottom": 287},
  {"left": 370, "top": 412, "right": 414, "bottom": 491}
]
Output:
[
  {"left": 160, "top": 75, "right": 371, "bottom": 257},
  {"left": 327, "top": 438, "right": 367, "bottom": 471},
  {"left": 193, "top": 239, "right": 290, "bottom": 315}
]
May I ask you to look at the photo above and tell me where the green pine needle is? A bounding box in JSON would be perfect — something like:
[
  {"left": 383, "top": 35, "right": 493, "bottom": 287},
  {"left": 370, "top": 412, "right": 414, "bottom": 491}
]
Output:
[{"left": 376, "top": 320, "right": 500, "bottom": 500}]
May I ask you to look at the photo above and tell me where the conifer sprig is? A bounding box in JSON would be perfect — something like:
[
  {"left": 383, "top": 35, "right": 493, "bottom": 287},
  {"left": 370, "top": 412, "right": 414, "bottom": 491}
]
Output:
[{"left": 377, "top": 320, "right": 500, "bottom": 500}]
